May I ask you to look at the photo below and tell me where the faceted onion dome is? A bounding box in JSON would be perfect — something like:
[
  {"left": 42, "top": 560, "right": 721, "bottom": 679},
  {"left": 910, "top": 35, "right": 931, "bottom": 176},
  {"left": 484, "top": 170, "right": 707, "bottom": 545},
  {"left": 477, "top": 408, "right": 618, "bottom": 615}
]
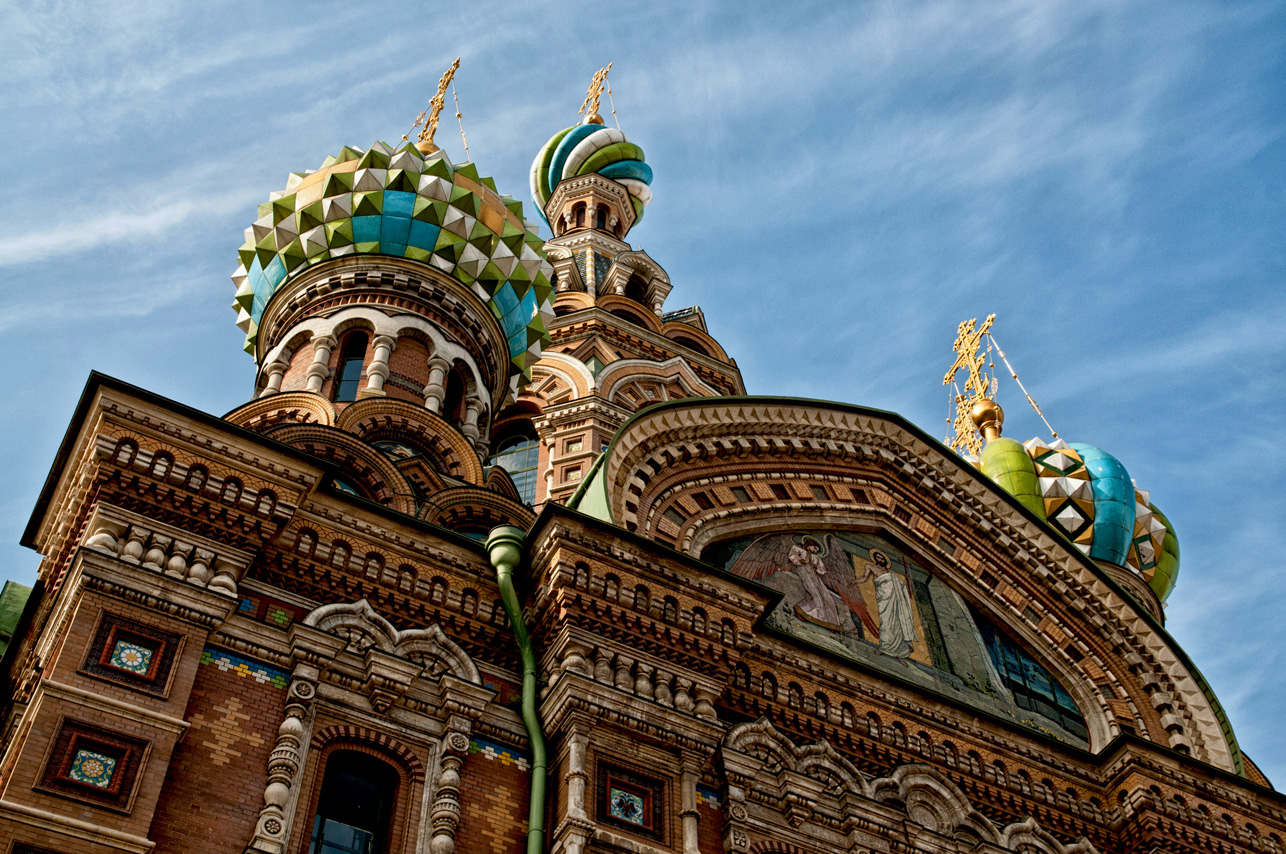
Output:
[
  {"left": 981, "top": 436, "right": 1179, "bottom": 603},
  {"left": 529, "top": 119, "right": 654, "bottom": 228},
  {"left": 230, "top": 141, "right": 556, "bottom": 385}
]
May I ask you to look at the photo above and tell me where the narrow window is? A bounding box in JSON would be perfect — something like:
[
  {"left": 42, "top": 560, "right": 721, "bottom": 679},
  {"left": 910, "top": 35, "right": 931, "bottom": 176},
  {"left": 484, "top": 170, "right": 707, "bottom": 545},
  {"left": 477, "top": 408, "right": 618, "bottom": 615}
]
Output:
[
  {"left": 334, "top": 332, "right": 369, "bottom": 403},
  {"left": 488, "top": 429, "right": 540, "bottom": 506},
  {"left": 573, "top": 203, "right": 586, "bottom": 228},
  {"left": 309, "top": 750, "right": 398, "bottom": 854},
  {"left": 595, "top": 206, "right": 608, "bottom": 229},
  {"left": 443, "top": 366, "right": 467, "bottom": 425}
]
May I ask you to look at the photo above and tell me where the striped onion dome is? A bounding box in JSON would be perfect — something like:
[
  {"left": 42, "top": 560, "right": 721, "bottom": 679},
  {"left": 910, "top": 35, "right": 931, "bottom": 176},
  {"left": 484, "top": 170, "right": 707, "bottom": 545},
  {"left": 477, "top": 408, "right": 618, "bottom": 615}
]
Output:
[{"left": 529, "top": 118, "right": 653, "bottom": 229}]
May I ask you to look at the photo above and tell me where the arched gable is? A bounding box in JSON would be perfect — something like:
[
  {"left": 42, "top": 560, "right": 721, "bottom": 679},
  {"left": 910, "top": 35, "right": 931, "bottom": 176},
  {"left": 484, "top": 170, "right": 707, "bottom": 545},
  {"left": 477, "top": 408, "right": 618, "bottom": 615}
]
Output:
[
  {"left": 572, "top": 397, "right": 1240, "bottom": 774},
  {"left": 225, "top": 391, "right": 337, "bottom": 431}
]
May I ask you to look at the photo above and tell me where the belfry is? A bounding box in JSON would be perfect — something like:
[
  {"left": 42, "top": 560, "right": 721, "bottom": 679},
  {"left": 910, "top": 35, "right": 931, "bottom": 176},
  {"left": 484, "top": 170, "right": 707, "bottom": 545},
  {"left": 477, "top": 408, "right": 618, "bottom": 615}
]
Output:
[{"left": 0, "top": 63, "right": 1280, "bottom": 854}]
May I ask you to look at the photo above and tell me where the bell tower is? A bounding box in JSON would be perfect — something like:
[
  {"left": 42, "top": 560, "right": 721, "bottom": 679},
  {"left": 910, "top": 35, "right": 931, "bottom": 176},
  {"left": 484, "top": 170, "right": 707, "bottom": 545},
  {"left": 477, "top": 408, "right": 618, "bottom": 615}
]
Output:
[{"left": 516, "top": 67, "right": 745, "bottom": 506}]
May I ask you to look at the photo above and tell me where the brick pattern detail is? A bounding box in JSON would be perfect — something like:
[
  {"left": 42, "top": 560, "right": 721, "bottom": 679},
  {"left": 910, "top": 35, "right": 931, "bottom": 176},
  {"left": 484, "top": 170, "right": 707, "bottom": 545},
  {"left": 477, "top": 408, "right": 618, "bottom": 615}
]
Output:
[
  {"left": 146, "top": 655, "right": 284, "bottom": 854},
  {"left": 456, "top": 742, "right": 532, "bottom": 854}
]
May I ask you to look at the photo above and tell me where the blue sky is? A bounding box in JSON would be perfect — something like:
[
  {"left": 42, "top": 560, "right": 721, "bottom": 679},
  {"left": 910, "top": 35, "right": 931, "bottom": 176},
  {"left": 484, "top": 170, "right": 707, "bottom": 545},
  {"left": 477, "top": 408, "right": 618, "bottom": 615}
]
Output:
[{"left": 2, "top": 1, "right": 1283, "bottom": 782}]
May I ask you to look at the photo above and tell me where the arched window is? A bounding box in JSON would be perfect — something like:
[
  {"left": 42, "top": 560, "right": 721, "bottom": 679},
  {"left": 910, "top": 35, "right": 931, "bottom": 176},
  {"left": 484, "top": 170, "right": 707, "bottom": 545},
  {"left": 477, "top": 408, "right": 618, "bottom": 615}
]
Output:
[
  {"left": 334, "top": 332, "right": 369, "bottom": 402},
  {"left": 595, "top": 206, "right": 608, "bottom": 229},
  {"left": 308, "top": 750, "right": 398, "bottom": 854},
  {"left": 624, "top": 274, "right": 647, "bottom": 305},
  {"left": 488, "top": 429, "right": 539, "bottom": 505},
  {"left": 573, "top": 203, "right": 586, "bottom": 228},
  {"left": 443, "top": 366, "right": 467, "bottom": 426}
]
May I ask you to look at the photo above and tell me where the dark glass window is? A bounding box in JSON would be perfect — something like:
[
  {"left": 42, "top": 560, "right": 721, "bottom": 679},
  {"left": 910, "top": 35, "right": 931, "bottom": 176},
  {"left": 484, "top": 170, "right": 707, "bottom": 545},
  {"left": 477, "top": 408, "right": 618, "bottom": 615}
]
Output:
[
  {"left": 972, "top": 610, "right": 1089, "bottom": 741},
  {"left": 309, "top": 751, "right": 398, "bottom": 854},
  {"left": 596, "top": 206, "right": 608, "bottom": 229},
  {"left": 489, "top": 431, "right": 539, "bottom": 505},
  {"left": 334, "top": 333, "right": 368, "bottom": 402}
]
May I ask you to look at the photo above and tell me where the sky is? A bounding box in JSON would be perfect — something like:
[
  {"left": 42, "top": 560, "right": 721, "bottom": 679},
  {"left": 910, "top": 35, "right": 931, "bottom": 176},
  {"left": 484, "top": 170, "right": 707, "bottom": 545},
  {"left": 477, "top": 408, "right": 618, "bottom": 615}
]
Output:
[{"left": 1, "top": 0, "right": 1283, "bottom": 783}]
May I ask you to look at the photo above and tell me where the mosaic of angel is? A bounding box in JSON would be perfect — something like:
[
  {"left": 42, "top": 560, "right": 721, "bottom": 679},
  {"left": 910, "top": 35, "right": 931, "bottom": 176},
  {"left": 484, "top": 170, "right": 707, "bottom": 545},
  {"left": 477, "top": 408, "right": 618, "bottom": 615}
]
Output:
[{"left": 728, "top": 533, "right": 880, "bottom": 639}]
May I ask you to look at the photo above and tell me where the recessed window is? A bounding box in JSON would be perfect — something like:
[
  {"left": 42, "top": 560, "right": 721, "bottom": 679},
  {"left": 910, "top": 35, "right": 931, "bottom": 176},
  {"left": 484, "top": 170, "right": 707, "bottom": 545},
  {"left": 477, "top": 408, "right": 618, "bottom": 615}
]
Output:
[
  {"left": 489, "top": 430, "right": 539, "bottom": 505},
  {"left": 309, "top": 750, "right": 398, "bottom": 854},
  {"left": 731, "top": 486, "right": 752, "bottom": 503},
  {"left": 597, "top": 764, "right": 663, "bottom": 840},
  {"left": 595, "top": 206, "right": 608, "bottom": 230},
  {"left": 334, "top": 332, "right": 368, "bottom": 402},
  {"left": 566, "top": 439, "right": 583, "bottom": 453}
]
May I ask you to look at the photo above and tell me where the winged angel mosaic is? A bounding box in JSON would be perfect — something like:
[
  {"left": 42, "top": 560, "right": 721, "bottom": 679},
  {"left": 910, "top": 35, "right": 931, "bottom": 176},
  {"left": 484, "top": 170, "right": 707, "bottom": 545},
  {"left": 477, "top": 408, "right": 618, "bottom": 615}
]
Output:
[{"left": 706, "top": 529, "right": 1091, "bottom": 745}]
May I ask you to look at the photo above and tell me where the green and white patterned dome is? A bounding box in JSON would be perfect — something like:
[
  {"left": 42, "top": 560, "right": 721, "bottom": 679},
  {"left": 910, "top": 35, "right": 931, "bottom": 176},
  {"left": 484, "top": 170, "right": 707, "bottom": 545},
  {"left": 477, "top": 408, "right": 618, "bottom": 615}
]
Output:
[{"left": 231, "top": 141, "right": 555, "bottom": 383}]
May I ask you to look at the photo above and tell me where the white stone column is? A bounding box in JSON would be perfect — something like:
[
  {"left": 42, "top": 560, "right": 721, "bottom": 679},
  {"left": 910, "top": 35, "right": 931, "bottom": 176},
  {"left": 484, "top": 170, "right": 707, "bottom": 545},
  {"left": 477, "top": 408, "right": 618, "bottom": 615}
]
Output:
[
  {"left": 423, "top": 357, "right": 450, "bottom": 413},
  {"left": 259, "top": 352, "right": 291, "bottom": 398},
  {"left": 461, "top": 398, "right": 482, "bottom": 443},
  {"left": 304, "top": 335, "right": 337, "bottom": 394},
  {"left": 364, "top": 334, "right": 396, "bottom": 397}
]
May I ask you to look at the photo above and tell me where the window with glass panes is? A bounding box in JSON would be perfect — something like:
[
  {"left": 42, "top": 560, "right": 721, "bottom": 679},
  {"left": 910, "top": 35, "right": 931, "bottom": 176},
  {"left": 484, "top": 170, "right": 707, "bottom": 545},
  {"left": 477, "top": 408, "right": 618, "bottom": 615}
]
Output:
[{"left": 489, "top": 432, "right": 539, "bottom": 505}]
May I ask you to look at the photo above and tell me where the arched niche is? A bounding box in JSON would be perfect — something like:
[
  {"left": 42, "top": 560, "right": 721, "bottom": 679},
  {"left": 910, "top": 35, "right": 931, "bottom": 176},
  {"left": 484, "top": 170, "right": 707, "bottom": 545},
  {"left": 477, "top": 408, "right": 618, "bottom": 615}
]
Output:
[{"left": 703, "top": 526, "right": 1093, "bottom": 749}]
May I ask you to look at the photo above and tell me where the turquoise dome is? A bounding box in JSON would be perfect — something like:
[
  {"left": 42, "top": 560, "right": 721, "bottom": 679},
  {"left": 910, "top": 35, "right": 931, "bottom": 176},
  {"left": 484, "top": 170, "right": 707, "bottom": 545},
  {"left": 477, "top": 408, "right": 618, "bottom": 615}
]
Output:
[{"left": 980, "top": 437, "right": 1179, "bottom": 602}]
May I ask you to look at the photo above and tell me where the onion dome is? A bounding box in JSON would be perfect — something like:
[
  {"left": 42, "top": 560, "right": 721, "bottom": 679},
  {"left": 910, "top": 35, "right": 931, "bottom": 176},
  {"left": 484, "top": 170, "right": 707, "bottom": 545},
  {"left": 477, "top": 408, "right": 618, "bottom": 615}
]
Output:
[
  {"left": 529, "top": 118, "right": 654, "bottom": 228},
  {"left": 974, "top": 405, "right": 1179, "bottom": 603},
  {"left": 230, "top": 141, "right": 555, "bottom": 383}
]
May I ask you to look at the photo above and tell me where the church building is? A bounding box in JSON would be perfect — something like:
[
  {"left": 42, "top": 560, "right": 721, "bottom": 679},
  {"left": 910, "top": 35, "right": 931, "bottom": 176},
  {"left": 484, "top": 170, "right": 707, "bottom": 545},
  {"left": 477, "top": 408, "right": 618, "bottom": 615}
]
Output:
[{"left": 0, "top": 66, "right": 1282, "bottom": 854}]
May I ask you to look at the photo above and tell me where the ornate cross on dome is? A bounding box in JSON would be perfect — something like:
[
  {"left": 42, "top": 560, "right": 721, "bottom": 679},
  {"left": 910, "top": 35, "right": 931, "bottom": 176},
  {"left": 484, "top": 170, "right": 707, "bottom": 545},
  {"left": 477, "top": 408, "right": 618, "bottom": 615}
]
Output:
[
  {"left": 579, "top": 62, "right": 613, "bottom": 124},
  {"left": 407, "top": 56, "right": 461, "bottom": 150},
  {"left": 942, "top": 314, "right": 995, "bottom": 455}
]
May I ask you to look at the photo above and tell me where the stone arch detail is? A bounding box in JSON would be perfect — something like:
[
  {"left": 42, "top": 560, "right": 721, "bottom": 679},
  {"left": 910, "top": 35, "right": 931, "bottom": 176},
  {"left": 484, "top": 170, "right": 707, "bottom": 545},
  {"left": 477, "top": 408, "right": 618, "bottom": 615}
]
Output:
[
  {"left": 303, "top": 599, "right": 480, "bottom": 683},
  {"left": 224, "top": 391, "right": 337, "bottom": 431},
  {"left": 722, "top": 718, "right": 869, "bottom": 799},
  {"left": 598, "top": 356, "right": 722, "bottom": 405},
  {"left": 335, "top": 396, "right": 484, "bottom": 484},
  {"left": 263, "top": 423, "right": 416, "bottom": 514},
  {"left": 870, "top": 764, "right": 998, "bottom": 842},
  {"left": 997, "top": 816, "right": 1099, "bottom": 853},
  {"left": 309, "top": 724, "right": 426, "bottom": 783}
]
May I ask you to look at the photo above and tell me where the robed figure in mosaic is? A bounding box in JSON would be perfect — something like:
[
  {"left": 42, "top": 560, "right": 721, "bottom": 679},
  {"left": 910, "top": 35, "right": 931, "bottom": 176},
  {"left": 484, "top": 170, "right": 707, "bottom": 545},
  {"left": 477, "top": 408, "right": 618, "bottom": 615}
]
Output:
[
  {"left": 729, "top": 534, "right": 880, "bottom": 639},
  {"left": 855, "top": 548, "right": 918, "bottom": 663}
]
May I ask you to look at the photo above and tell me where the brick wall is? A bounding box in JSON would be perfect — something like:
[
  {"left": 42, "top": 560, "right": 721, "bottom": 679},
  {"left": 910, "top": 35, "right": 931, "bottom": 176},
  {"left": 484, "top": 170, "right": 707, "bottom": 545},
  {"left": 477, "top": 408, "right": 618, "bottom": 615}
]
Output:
[
  {"left": 456, "top": 737, "right": 532, "bottom": 854},
  {"left": 280, "top": 341, "right": 316, "bottom": 393},
  {"left": 146, "top": 648, "right": 287, "bottom": 854},
  {"left": 386, "top": 337, "right": 431, "bottom": 405}
]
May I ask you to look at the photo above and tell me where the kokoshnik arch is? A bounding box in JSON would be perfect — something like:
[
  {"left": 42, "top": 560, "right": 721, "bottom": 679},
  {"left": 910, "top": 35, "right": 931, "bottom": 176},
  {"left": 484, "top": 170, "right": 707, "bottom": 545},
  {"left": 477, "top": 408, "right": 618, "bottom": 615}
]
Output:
[{"left": 0, "top": 62, "right": 1279, "bottom": 854}]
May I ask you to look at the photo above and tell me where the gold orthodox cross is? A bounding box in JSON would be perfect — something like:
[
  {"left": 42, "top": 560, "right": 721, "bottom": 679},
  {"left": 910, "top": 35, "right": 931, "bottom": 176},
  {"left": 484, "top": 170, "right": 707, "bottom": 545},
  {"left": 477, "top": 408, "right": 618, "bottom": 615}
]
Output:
[
  {"left": 942, "top": 314, "right": 995, "bottom": 455},
  {"left": 579, "top": 63, "right": 613, "bottom": 120},
  {"left": 407, "top": 57, "right": 461, "bottom": 148}
]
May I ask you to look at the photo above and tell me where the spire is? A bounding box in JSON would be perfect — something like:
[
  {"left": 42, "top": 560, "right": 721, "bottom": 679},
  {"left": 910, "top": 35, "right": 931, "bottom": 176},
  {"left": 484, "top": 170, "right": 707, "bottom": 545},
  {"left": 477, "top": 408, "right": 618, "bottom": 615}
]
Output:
[
  {"left": 405, "top": 57, "right": 461, "bottom": 156},
  {"left": 578, "top": 63, "right": 612, "bottom": 126}
]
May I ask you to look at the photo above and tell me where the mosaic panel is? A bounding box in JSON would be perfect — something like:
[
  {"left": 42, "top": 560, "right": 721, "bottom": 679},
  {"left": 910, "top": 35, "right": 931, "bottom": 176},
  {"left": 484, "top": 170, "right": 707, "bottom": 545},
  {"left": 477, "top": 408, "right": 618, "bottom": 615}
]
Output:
[
  {"left": 82, "top": 612, "right": 181, "bottom": 695},
  {"left": 200, "top": 647, "right": 289, "bottom": 689},
  {"left": 695, "top": 785, "right": 721, "bottom": 809},
  {"left": 68, "top": 748, "right": 116, "bottom": 788},
  {"left": 704, "top": 529, "right": 1089, "bottom": 746},
  {"left": 38, "top": 720, "right": 147, "bottom": 810},
  {"left": 596, "top": 762, "right": 663, "bottom": 840},
  {"left": 109, "top": 640, "right": 153, "bottom": 675},
  {"left": 468, "top": 736, "right": 530, "bottom": 771},
  {"left": 609, "top": 787, "right": 645, "bottom": 824}
]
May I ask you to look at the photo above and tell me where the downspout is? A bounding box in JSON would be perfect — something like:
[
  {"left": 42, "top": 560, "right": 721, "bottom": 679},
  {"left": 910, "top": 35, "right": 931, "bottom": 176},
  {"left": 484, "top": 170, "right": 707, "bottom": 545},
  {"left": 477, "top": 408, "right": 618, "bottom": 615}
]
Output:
[{"left": 486, "top": 525, "right": 546, "bottom": 854}]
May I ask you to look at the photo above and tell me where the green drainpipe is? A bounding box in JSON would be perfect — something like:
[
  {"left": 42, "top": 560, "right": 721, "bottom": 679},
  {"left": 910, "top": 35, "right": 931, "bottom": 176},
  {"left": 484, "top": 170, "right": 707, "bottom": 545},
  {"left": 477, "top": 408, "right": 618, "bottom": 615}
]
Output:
[{"left": 486, "top": 526, "right": 546, "bottom": 854}]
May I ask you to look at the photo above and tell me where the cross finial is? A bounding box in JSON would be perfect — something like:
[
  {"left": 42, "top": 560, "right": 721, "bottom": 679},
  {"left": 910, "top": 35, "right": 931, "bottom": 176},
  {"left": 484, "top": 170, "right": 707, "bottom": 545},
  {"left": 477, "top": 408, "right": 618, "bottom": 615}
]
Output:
[
  {"left": 942, "top": 314, "right": 996, "bottom": 455},
  {"left": 406, "top": 57, "right": 461, "bottom": 152},
  {"left": 578, "top": 63, "right": 613, "bottom": 124}
]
